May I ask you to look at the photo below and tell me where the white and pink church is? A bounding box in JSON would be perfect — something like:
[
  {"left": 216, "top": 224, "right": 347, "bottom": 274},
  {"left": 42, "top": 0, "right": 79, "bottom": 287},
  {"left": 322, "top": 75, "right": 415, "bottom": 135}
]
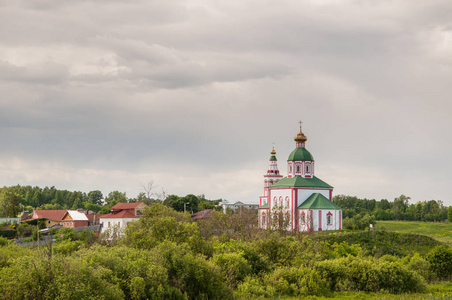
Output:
[{"left": 258, "top": 125, "right": 342, "bottom": 231}]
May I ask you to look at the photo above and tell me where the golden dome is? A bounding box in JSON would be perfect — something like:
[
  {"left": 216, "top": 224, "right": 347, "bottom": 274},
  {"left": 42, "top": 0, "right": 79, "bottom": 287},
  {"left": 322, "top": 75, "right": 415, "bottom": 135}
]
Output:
[
  {"left": 294, "top": 130, "right": 307, "bottom": 143},
  {"left": 294, "top": 121, "right": 307, "bottom": 143},
  {"left": 270, "top": 147, "right": 276, "bottom": 155}
]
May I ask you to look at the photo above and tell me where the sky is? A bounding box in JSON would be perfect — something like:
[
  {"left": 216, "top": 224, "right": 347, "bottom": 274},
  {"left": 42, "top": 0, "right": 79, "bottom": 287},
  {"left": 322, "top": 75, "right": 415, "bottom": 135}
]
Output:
[{"left": 1, "top": 0, "right": 451, "bottom": 205}]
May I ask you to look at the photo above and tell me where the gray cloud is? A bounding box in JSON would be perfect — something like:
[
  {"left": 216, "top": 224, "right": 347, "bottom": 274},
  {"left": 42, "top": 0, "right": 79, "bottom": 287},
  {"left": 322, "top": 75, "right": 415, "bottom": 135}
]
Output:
[{"left": 0, "top": 0, "right": 451, "bottom": 204}]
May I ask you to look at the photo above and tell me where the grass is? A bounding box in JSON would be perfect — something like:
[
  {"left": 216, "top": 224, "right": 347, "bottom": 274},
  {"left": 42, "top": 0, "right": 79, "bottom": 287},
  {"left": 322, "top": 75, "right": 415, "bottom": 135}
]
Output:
[{"left": 375, "top": 221, "right": 452, "bottom": 246}]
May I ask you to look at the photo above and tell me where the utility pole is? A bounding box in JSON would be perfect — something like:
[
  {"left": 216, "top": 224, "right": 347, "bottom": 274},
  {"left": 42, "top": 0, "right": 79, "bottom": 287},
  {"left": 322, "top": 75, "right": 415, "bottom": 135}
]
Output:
[{"left": 37, "top": 224, "right": 40, "bottom": 251}]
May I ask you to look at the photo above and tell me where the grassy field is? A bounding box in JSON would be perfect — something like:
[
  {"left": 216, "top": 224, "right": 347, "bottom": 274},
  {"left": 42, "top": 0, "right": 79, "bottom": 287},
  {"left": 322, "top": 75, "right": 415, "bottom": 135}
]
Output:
[{"left": 376, "top": 220, "right": 452, "bottom": 246}]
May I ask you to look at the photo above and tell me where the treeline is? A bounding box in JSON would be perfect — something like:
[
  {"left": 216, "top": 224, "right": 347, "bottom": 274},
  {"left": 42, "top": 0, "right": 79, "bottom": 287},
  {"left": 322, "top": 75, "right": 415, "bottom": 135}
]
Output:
[
  {"left": 334, "top": 194, "right": 452, "bottom": 222},
  {"left": 1, "top": 204, "right": 452, "bottom": 299},
  {"left": 0, "top": 185, "right": 222, "bottom": 217}
]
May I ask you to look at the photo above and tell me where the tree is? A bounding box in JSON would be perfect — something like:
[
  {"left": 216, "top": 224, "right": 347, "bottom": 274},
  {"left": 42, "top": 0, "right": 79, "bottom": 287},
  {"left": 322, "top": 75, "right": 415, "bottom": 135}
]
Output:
[
  {"left": 140, "top": 180, "right": 156, "bottom": 201},
  {"left": 270, "top": 205, "right": 291, "bottom": 231},
  {"left": 448, "top": 207, "right": 452, "bottom": 223},
  {"left": 393, "top": 195, "right": 410, "bottom": 220},
  {"left": 0, "top": 189, "right": 21, "bottom": 218},
  {"left": 104, "top": 191, "right": 127, "bottom": 204},
  {"left": 87, "top": 190, "right": 103, "bottom": 205}
]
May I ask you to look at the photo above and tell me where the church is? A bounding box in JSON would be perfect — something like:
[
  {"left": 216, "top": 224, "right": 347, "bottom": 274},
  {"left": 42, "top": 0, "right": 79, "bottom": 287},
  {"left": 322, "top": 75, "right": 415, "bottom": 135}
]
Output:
[{"left": 258, "top": 124, "right": 342, "bottom": 231}]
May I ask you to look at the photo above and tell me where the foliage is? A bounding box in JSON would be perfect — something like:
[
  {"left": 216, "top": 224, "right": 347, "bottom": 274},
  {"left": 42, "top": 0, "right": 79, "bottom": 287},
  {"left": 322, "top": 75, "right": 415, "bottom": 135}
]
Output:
[
  {"left": 198, "top": 208, "right": 258, "bottom": 240},
  {"left": 343, "top": 213, "right": 375, "bottom": 230},
  {"left": 322, "top": 230, "right": 441, "bottom": 257},
  {"left": 426, "top": 245, "right": 452, "bottom": 280},
  {"left": 270, "top": 205, "right": 291, "bottom": 231},
  {"left": 1, "top": 197, "right": 451, "bottom": 299},
  {"left": 154, "top": 241, "right": 231, "bottom": 299},
  {"left": 123, "top": 203, "right": 211, "bottom": 255},
  {"left": 376, "top": 220, "right": 452, "bottom": 246},
  {"left": 264, "top": 266, "right": 328, "bottom": 297},
  {"left": 316, "top": 256, "right": 425, "bottom": 293},
  {"left": 211, "top": 253, "right": 252, "bottom": 288},
  {"left": 334, "top": 194, "right": 449, "bottom": 222},
  {"left": 401, "top": 253, "right": 437, "bottom": 282},
  {"left": 0, "top": 236, "right": 8, "bottom": 246}
]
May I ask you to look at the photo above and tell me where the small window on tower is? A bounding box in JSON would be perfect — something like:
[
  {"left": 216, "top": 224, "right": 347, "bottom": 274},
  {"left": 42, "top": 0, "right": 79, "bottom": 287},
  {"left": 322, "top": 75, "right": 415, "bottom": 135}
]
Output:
[
  {"left": 289, "top": 165, "right": 292, "bottom": 173},
  {"left": 306, "top": 165, "right": 310, "bottom": 173},
  {"left": 296, "top": 165, "right": 300, "bottom": 173}
]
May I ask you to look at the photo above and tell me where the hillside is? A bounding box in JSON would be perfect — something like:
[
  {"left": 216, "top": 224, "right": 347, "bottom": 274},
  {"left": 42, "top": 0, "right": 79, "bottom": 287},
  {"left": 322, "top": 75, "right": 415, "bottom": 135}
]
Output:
[{"left": 376, "top": 221, "right": 452, "bottom": 246}]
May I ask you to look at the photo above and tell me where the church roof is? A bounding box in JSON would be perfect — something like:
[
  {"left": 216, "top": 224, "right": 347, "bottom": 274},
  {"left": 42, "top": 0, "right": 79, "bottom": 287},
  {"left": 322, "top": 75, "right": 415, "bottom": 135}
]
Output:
[
  {"left": 269, "top": 175, "right": 333, "bottom": 189},
  {"left": 287, "top": 147, "right": 314, "bottom": 161},
  {"left": 258, "top": 203, "right": 269, "bottom": 209},
  {"left": 298, "top": 193, "right": 342, "bottom": 209},
  {"left": 269, "top": 155, "right": 277, "bottom": 161}
]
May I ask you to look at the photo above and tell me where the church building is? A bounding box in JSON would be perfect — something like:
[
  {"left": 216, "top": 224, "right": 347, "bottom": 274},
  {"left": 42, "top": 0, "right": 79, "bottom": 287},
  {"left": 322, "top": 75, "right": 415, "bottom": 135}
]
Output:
[{"left": 258, "top": 124, "right": 342, "bottom": 231}]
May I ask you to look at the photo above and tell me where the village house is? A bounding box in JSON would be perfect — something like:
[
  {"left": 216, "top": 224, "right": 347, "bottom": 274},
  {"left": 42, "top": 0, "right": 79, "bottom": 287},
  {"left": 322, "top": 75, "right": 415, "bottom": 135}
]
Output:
[
  {"left": 62, "top": 210, "right": 89, "bottom": 228},
  {"left": 30, "top": 209, "right": 67, "bottom": 227},
  {"left": 99, "top": 202, "right": 146, "bottom": 235}
]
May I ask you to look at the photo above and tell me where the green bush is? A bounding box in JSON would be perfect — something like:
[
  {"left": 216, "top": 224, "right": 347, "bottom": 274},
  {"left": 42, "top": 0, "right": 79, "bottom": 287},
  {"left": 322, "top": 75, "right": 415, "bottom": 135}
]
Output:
[
  {"left": 316, "top": 256, "right": 425, "bottom": 293},
  {"left": 401, "top": 253, "right": 436, "bottom": 282},
  {"left": 123, "top": 203, "right": 212, "bottom": 256},
  {"left": 211, "top": 253, "right": 252, "bottom": 287},
  {"left": 427, "top": 245, "right": 452, "bottom": 280},
  {"left": 264, "top": 266, "right": 328, "bottom": 297},
  {"left": 0, "top": 229, "right": 16, "bottom": 238},
  {"left": 0, "top": 236, "right": 8, "bottom": 246},
  {"left": 343, "top": 213, "right": 375, "bottom": 230},
  {"left": 154, "top": 241, "right": 231, "bottom": 300},
  {"left": 53, "top": 240, "right": 84, "bottom": 255},
  {"left": 0, "top": 255, "right": 125, "bottom": 300},
  {"left": 237, "top": 276, "right": 269, "bottom": 298}
]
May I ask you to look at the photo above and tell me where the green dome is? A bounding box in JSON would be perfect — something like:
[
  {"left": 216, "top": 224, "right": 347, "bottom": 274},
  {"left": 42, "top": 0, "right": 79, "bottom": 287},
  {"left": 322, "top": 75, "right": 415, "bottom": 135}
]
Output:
[{"left": 287, "top": 148, "right": 314, "bottom": 161}]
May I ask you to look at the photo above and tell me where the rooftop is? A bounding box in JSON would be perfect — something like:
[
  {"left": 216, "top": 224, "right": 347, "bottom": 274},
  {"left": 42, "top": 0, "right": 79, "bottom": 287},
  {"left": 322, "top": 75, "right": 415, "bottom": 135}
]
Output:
[{"left": 270, "top": 176, "right": 333, "bottom": 189}]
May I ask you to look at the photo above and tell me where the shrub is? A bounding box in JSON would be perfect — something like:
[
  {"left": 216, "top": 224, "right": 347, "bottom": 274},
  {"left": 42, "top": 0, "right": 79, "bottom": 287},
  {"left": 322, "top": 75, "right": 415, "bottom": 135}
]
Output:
[
  {"left": 53, "top": 240, "right": 84, "bottom": 255},
  {"left": 154, "top": 241, "right": 231, "bottom": 300},
  {"left": 343, "top": 213, "right": 375, "bottom": 230},
  {"left": 211, "top": 253, "right": 252, "bottom": 287},
  {"left": 264, "top": 266, "right": 328, "bottom": 297},
  {"left": 427, "top": 245, "right": 452, "bottom": 280},
  {"left": 401, "top": 253, "right": 436, "bottom": 282},
  {"left": 316, "top": 256, "right": 425, "bottom": 293},
  {"left": 237, "top": 276, "right": 269, "bottom": 298},
  {"left": 0, "top": 236, "right": 8, "bottom": 247}
]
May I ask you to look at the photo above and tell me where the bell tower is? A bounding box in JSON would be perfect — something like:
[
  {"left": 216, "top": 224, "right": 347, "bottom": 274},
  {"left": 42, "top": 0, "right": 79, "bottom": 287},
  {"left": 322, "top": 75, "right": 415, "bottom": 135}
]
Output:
[{"left": 263, "top": 146, "right": 283, "bottom": 196}]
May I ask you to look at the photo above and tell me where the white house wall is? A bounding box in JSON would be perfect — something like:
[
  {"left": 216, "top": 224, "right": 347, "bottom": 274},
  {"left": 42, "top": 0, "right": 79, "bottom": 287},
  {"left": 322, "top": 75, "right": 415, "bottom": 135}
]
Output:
[
  {"left": 269, "top": 189, "right": 292, "bottom": 209},
  {"left": 100, "top": 217, "right": 138, "bottom": 235},
  {"left": 296, "top": 209, "right": 341, "bottom": 232},
  {"left": 296, "top": 189, "right": 330, "bottom": 207}
]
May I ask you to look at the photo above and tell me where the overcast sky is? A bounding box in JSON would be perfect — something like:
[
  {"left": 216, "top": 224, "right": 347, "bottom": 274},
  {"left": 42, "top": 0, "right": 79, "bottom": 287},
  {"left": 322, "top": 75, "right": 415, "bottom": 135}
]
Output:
[{"left": 1, "top": 0, "right": 451, "bottom": 205}]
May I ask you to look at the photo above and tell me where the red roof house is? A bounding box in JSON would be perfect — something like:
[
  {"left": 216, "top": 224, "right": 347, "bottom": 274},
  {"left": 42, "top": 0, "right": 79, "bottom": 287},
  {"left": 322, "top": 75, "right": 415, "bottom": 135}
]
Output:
[
  {"left": 30, "top": 210, "right": 67, "bottom": 227},
  {"left": 99, "top": 202, "right": 146, "bottom": 235}
]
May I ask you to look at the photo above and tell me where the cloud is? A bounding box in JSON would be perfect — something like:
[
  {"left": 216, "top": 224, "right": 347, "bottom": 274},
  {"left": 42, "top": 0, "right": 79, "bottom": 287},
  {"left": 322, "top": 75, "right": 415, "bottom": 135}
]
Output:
[{"left": 0, "top": 0, "right": 451, "bottom": 205}]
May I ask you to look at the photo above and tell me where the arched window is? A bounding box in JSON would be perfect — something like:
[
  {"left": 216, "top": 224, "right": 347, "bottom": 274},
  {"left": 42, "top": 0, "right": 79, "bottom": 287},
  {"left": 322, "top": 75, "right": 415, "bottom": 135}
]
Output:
[
  {"left": 327, "top": 212, "right": 333, "bottom": 225},
  {"left": 262, "top": 214, "right": 267, "bottom": 226},
  {"left": 296, "top": 165, "right": 300, "bottom": 173},
  {"left": 279, "top": 196, "right": 283, "bottom": 207},
  {"left": 285, "top": 196, "right": 290, "bottom": 208},
  {"left": 300, "top": 212, "right": 306, "bottom": 224},
  {"left": 306, "top": 165, "right": 310, "bottom": 173},
  {"left": 273, "top": 197, "right": 277, "bottom": 206}
]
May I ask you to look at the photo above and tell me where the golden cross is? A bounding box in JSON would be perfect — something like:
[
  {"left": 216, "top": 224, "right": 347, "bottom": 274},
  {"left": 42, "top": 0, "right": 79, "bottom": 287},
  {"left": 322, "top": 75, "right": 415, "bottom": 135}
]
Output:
[{"left": 298, "top": 120, "right": 303, "bottom": 131}]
